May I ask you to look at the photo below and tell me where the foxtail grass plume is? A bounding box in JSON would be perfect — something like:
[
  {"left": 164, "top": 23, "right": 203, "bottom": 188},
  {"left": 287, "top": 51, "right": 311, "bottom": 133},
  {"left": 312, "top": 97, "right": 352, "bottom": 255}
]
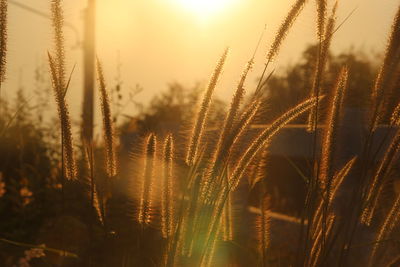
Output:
[
  {"left": 0, "top": 0, "right": 7, "bottom": 83},
  {"left": 97, "top": 58, "right": 117, "bottom": 178},
  {"left": 222, "top": 193, "right": 234, "bottom": 241},
  {"left": 266, "top": 0, "right": 307, "bottom": 62},
  {"left": 362, "top": 129, "right": 400, "bottom": 225},
  {"left": 204, "top": 99, "right": 260, "bottom": 200},
  {"left": 186, "top": 48, "right": 229, "bottom": 166},
  {"left": 205, "top": 100, "right": 261, "bottom": 200},
  {"left": 369, "top": 195, "right": 400, "bottom": 266},
  {"left": 227, "top": 100, "right": 261, "bottom": 156},
  {"left": 371, "top": 6, "right": 400, "bottom": 127},
  {"left": 310, "top": 214, "right": 335, "bottom": 267},
  {"left": 250, "top": 148, "right": 268, "bottom": 191},
  {"left": 138, "top": 134, "right": 157, "bottom": 225},
  {"left": 162, "top": 134, "right": 174, "bottom": 238},
  {"left": 213, "top": 59, "right": 254, "bottom": 165},
  {"left": 48, "top": 55, "right": 76, "bottom": 181},
  {"left": 312, "top": 157, "right": 356, "bottom": 238},
  {"left": 48, "top": 0, "right": 76, "bottom": 180},
  {"left": 51, "top": 0, "right": 66, "bottom": 91},
  {"left": 319, "top": 67, "right": 348, "bottom": 184},
  {"left": 256, "top": 197, "right": 270, "bottom": 267},
  {"left": 316, "top": 0, "right": 327, "bottom": 40},
  {"left": 202, "top": 224, "right": 221, "bottom": 267},
  {"left": 83, "top": 142, "right": 104, "bottom": 225},
  {"left": 324, "top": 2, "right": 338, "bottom": 51},
  {"left": 205, "top": 60, "right": 254, "bottom": 194},
  {"left": 230, "top": 96, "right": 321, "bottom": 189},
  {"left": 390, "top": 101, "right": 400, "bottom": 126},
  {"left": 256, "top": 0, "right": 307, "bottom": 100},
  {"left": 307, "top": 2, "right": 338, "bottom": 132},
  {"left": 200, "top": 100, "right": 260, "bottom": 204},
  {"left": 330, "top": 157, "right": 356, "bottom": 203}
]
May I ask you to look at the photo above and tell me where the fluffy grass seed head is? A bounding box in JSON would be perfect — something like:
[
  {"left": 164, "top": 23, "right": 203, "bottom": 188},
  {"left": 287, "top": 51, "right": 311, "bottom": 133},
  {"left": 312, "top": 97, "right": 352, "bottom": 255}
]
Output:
[
  {"left": 51, "top": 0, "right": 66, "bottom": 90},
  {"left": 186, "top": 48, "right": 229, "bottom": 166},
  {"left": 138, "top": 133, "right": 157, "bottom": 225},
  {"left": 230, "top": 96, "right": 320, "bottom": 189},
  {"left": 97, "top": 58, "right": 117, "bottom": 178},
  {"left": 307, "top": 2, "right": 338, "bottom": 132},
  {"left": 162, "top": 134, "right": 174, "bottom": 238},
  {"left": 0, "top": 0, "right": 7, "bottom": 83},
  {"left": 256, "top": 197, "right": 270, "bottom": 265},
  {"left": 391, "top": 101, "right": 400, "bottom": 126},
  {"left": 211, "top": 59, "right": 254, "bottom": 172},
  {"left": 48, "top": 56, "right": 76, "bottom": 180},
  {"left": 267, "top": 0, "right": 307, "bottom": 62},
  {"left": 371, "top": 6, "right": 400, "bottom": 126},
  {"left": 319, "top": 67, "right": 348, "bottom": 184},
  {"left": 316, "top": 0, "right": 327, "bottom": 40}
]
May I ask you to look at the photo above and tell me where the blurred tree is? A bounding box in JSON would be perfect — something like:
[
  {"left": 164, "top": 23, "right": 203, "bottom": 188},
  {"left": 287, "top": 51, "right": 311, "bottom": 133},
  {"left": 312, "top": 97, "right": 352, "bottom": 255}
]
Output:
[
  {"left": 261, "top": 44, "right": 378, "bottom": 123},
  {"left": 119, "top": 82, "right": 226, "bottom": 143},
  {"left": 0, "top": 90, "right": 56, "bottom": 258}
]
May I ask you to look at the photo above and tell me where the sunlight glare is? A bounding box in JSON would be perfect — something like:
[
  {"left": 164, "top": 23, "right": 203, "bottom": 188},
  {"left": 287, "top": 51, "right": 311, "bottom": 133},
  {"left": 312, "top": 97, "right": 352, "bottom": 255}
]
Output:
[{"left": 175, "top": 0, "right": 235, "bottom": 20}]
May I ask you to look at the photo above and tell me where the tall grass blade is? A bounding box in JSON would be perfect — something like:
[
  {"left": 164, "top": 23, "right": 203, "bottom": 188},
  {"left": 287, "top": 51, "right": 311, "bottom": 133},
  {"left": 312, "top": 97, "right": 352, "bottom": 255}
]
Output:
[
  {"left": 97, "top": 58, "right": 117, "bottom": 178},
  {"left": 230, "top": 96, "right": 321, "bottom": 189},
  {"left": 186, "top": 48, "right": 229, "bottom": 166},
  {"left": 138, "top": 133, "right": 157, "bottom": 225},
  {"left": 307, "top": 1, "right": 338, "bottom": 132},
  {"left": 0, "top": 0, "right": 7, "bottom": 84},
  {"left": 319, "top": 67, "right": 348, "bottom": 184},
  {"left": 162, "top": 134, "right": 174, "bottom": 238}
]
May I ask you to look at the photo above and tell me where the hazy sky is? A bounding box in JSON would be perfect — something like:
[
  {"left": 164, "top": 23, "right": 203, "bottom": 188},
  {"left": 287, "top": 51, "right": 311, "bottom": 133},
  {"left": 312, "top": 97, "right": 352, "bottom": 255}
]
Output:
[{"left": 4, "top": 0, "right": 400, "bottom": 122}]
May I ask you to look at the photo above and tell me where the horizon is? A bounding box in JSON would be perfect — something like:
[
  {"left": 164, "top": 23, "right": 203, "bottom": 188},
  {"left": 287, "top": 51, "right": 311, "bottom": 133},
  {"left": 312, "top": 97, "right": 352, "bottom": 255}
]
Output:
[{"left": 3, "top": 0, "right": 399, "bottom": 123}]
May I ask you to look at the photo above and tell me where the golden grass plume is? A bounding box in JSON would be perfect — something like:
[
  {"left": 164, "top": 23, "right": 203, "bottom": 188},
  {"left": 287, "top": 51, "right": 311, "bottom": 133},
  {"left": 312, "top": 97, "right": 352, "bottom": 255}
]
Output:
[
  {"left": 319, "top": 67, "right": 348, "bottom": 184},
  {"left": 230, "top": 96, "right": 321, "bottom": 189},
  {"left": 307, "top": 2, "right": 338, "bottom": 132},
  {"left": 267, "top": 0, "right": 307, "bottom": 62},
  {"left": 186, "top": 48, "right": 229, "bottom": 166},
  {"left": 51, "top": 0, "right": 66, "bottom": 91},
  {"left": 48, "top": 0, "right": 76, "bottom": 180},
  {"left": 316, "top": 0, "right": 327, "bottom": 40},
  {"left": 256, "top": 197, "right": 270, "bottom": 267},
  {"left": 97, "top": 58, "right": 117, "bottom": 178},
  {"left": 162, "top": 134, "right": 174, "bottom": 238},
  {"left": 371, "top": 5, "right": 400, "bottom": 127},
  {"left": 0, "top": 0, "right": 7, "bottom": 83},
  {"left": 213, "top": 59, "right": 254, "bottom": 165},
  {"left": 369, "top": 194, "right": 400, "bottom": 266},
  {"left": 361, "top": 129, "right": 400, "bottom": 225},
  {"left": 138, "top": 133, "right": 157, "bottom": 225}
]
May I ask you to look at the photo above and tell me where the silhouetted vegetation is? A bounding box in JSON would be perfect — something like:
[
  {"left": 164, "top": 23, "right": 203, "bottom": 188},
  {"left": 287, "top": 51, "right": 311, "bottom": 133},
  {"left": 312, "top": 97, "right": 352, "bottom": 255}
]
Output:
[{"left": 1, "top": 0, "right": 400, "bottom": 266}]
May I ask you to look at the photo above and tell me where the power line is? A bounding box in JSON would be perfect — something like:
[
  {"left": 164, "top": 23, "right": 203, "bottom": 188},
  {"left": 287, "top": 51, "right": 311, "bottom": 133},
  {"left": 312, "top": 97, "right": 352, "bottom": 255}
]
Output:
[
  {"left": 10, "top": 0, "right": 96, "bottom": 142},
  {"left": 9, "top": 0, "right": 81, "bottom": 47}
]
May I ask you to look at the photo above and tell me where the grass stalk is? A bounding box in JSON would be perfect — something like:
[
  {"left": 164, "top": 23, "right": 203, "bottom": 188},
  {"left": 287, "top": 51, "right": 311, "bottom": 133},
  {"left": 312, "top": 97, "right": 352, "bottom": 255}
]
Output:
[
  {"left": 186, "top": 48, "right": 229, "bottom": 166},
  {"left": 138, "top": 133, "right": 157, "bottom": 225},
  {"left": 97, "top": 58, "right": 117, "bottom": 178}
]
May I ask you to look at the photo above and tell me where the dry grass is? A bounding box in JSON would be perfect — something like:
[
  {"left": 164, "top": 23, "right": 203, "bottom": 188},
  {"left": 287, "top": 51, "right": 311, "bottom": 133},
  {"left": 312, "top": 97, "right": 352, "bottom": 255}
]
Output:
[
  {"left": 0, "top": 0, "right": 7, "bottom": 84},
  {"left": 97, "top": 58, "right": 117, "bottom": 179},
  {"left": 49, "top": 0, "right": 400, "bottom": 265},
  {"left": 2, "top": 0, "right": 400, "bottom": 266},
  {"left": 49, "top": 0, "right": 76, "bottom": 181}
]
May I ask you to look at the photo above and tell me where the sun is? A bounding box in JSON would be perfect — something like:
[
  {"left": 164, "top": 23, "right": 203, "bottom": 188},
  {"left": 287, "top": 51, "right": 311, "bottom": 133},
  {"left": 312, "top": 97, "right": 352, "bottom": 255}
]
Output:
[{"left": 175, "top": 0, "right": 235, "bottom": 20}]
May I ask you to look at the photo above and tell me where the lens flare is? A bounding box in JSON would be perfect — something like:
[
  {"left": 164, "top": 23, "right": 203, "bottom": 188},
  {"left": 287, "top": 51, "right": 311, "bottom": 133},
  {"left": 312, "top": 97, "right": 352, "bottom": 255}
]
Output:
[{"left": 176, "top": 0, "right": 235, "bottom": 20}]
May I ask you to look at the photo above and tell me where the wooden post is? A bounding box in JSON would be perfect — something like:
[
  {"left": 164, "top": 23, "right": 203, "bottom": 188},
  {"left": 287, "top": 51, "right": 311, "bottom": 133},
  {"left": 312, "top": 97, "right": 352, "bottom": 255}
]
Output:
[{"left": 82, "top": 0, "right": 95, "bottom": 142}]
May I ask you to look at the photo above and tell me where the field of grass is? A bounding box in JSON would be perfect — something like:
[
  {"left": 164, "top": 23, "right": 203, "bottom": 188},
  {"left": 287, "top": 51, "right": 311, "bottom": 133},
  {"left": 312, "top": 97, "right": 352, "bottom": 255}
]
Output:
[{"left": 1, "top": 0, "right": 400, "bottom": 266}]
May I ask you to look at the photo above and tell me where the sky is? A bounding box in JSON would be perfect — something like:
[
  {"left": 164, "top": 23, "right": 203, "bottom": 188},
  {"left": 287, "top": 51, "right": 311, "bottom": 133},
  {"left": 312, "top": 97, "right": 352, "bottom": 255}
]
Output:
[{"left": 3, "top": 0, "right": 400, "bottom": 123}]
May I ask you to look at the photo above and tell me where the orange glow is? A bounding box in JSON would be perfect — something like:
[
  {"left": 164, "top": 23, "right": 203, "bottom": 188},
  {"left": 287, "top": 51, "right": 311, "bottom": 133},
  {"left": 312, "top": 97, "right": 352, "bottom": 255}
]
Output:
[{"left": 175, "top": 0, "right": 237, "bottom": 20}]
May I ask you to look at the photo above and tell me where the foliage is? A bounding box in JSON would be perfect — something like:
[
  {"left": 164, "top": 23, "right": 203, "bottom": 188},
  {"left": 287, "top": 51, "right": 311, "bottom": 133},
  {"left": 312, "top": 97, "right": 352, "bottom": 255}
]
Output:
[{"left": 1, "top": 1, "right": 400, "bottom": 267}]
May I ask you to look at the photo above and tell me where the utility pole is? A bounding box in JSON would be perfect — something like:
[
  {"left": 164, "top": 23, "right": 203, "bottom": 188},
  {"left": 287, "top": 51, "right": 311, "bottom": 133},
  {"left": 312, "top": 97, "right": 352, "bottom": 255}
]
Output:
[
  {"left": 82, "top": 0, "right": 96, "bottom": 143},
  {"left": 10, "top": 0, "right": 95, "bottom": 141}
]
